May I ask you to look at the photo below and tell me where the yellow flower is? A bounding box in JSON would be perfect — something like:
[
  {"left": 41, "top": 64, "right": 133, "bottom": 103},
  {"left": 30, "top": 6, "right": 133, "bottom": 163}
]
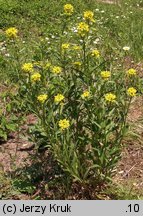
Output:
[
  {"left": 101, "top": 71, "right": 111, "bottom": 80},
  {"left": 81, "top": 90, "right": 90, "bottom": 99},
  {"left": 84, "top": 11, "right": 95, "bottom": 22},
  {"left": 127, "top": 87, "right": 137, "bottom": 97},
  {"left": 72, "top": 45, "right": 81, "bottom": 50},
  {"left": 59, "top": 119, "right": 70, "bottom": 130},
  {"left": 126, "top": 68, "right": 137, "bottom": 76},
  {"left": 5, "top": 27, "right": 18, "bottom": 38},
  {"left": 62, "top": 43, "right": 70, "bottom": 50},
  {"left": 91, "top": 49, "right": 100, "bottom": 58},
  {"left": 73, "top": 61, "right": 82, "bottom": 67},
  {"left": 77, "top": 22, "right": 89, "bottom": 37},
  {"left": 22, "top": 63, "right": 34, "bottom": 73},
  {"left": 52, "top": 66, "right": 62, "bottom": 74},
  {"left": 105, "top": 93, "right": 116, "bottom": 102},
  {"left": 37, "top": 94, "right": 48, "bottom": 103},
  {"left": 31, "top": 73, "right": 41, "bottom": 82},
  {"left": 64, "top": 4, "right": 74, "bottom": 15},
  {"left": 54, "top": 94, "right": 65, "bottom": 103},
  {"left": 44, "top": 62, "right": 51, "bottom": 70}
]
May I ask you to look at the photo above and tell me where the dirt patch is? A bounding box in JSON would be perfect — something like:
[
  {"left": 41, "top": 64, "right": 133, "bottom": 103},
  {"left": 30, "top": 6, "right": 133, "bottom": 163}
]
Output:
[
  {"left": 128, "top": 96, "right": 143, "bottom": 123},
  {"left": 0, "top": 114, "right": 37, "bottom": 172},
  {"left": 114, "top": 141, "right": 143, "bottom": 193},
  {"left": 113, "top": 95, "right": 143, "bottom": 196},
  {"left": 0, "top": 138, "right": 32, "bottom": 173}
]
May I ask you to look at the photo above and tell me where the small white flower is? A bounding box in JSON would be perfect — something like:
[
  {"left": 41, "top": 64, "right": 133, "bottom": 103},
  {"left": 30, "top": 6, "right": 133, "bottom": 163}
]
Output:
[
  {"left": 93, "top": 38, "right": 100, "bottom": 44},
  {"left": 95, "top": 8, "right": 99, "bottom": 12},
  {"left": 5, "top": 53, "right": 10, "bottom": 57},
  {"left": 123, "top": 46, "right": 130, "bottom": 51},
  {"left": 71, "top": 27, "right": 77, "bottom": 33},
  {"left": 1, "top": 47, "right": 6, "bottom": 51},
  {"left": 88, "top": 36, "right": 92, "bottom": 39}
]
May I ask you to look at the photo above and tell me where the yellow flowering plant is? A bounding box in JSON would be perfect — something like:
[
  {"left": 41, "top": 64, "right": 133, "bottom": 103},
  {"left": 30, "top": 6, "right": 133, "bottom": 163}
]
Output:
[
  {"left": 84, "top": 11, "right": 95, "bottom": 23},
  {"left": 31, "top": 73, "right": 41, "bottom": 82},
  {"left": 77, "top": 22, "right": 89, "bottom": 37},
  {"left": 91, "top": 49, "right": 100, "bottom": 58},
  {"left": 127, "top": 87, "right": 137, "bottom": 97},
  {"left": 126, "top": 68, "right": 137, "bottom": 76},
  {"left": 12, "top": 6, "right": 142, "bottom": 187},
  {"left": 54, "top": 94, "right": 65, "bottom": 103},
  {"left": 5, "top": 27, "right": 18, "bottom": 38},
  {"left": 101, "top": 71, "right": 111, "bottom": 80},
  {"left": 64, "top": 4, "right": 74, "bottom": 16},
  {"left": 22, "top": 63, "right": 34, "bottom": 73}
]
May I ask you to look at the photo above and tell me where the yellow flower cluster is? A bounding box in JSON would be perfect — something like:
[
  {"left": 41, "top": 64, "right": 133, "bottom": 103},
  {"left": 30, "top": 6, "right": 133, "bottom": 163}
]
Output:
[
  {"left": 101, "top": 71, "right": 111, "bottom": 80},
  {"left": 73, "top": 61, "right": 82, "bottom": 67},
  {"left": 5, "top": 27, "right": 18, "bottom": 38},
  {"left": 105, "top": 93, "right": 116, "bottom": 102},
  {"left": 81, "top": 90, "right": 90, "bottom": 99},
  {"left": 52, "top": 66, "right": 62, "bottom": 74},
  {"left": 64, "top": 4, "right": 74, "bottom": 15},
  {"left": 22, "top": 63, "right": 34, "bottom": 73},
  {"left": 44, "top": 62, "right": 51, "bottom": 70},
  {"left": 77, "top": 22, "right": 89, "bottom": 37},
  {"left": 31, "top": 73, "right": 41, "bottom": 82},
  {"left": 126, "top": 68, "right": 137, "bottom": 76},
  {"left": 54, "top": 94, "right": 64, "bottom": 103},
  {"left": 72, "top": 45, "right": 81, "bottom": 50},
  {"left": 59, "top": 119, "right": 70, "bottom": 130},
  {"left": 127, "top": 87, "right": 137, "bottom": 97},
  {"left": 62, "top": 43, "right": 70, "bottom": 50},
  {"left": 84, "top": 10, "right": 95, "bottom": 23},
  {"left": 91, "top": 49, "right": 100, "bottom": 58},
  {"left": 37, "top": 94, "right": 48, "bottom": 103}
]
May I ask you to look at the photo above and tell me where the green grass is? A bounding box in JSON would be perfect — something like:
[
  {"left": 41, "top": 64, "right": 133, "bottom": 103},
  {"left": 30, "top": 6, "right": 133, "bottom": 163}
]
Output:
[{"left": 0, "top": 0, "right": 143, "bottom": 82}]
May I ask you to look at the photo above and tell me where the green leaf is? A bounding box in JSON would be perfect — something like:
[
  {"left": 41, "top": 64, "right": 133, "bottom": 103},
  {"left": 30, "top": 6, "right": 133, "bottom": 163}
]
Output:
[{"left": 6, "top": 123, "right": 16, "bottom": 131}]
